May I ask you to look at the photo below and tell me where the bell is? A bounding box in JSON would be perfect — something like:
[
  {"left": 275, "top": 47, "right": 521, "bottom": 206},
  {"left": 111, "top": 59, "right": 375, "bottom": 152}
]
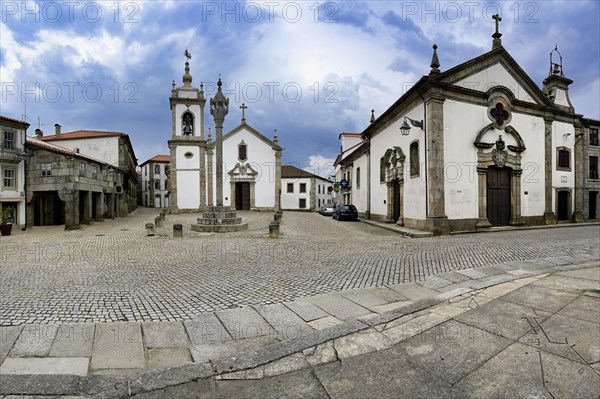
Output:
[{"left": 552, "top": 63, "right": 560, "bottom": 75}]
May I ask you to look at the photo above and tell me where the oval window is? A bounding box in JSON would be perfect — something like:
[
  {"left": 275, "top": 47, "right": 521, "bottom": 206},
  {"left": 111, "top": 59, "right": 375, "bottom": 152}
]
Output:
[{"left": 184, "top": 152, "right": 194, "bottom": 159}]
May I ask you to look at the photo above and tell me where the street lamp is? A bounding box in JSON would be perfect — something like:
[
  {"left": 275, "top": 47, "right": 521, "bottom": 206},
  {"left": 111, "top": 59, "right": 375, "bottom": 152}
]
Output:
[{"left": 400, "top": 117, "right": 423, "bottom": 135}]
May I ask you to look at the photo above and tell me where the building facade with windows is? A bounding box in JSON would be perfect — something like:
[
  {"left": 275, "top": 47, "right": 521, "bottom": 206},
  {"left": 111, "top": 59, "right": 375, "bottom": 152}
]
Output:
[
  {"left": 0, "top": 116, "right": 29, "bottom": 228},
  {"left": 167, "top": 60, "right": 282, "bottom": 212},
  {"left": 25, "top": 137, "right": 127, "bottom": 229},
  {"left": 38, "top": 125, "right": 138, "bottom": 215},
  {"left": 582, "top": 118, "right": 600, "bottom": 219},
  {"left": 140, "top": 155, "right": 170, "bottom": 208},
  {"left": 281, "top": 165, "right": 333, "bottom": 211},
  {"left": 333, "top": 24, "right": 592, "bottom": 234}
]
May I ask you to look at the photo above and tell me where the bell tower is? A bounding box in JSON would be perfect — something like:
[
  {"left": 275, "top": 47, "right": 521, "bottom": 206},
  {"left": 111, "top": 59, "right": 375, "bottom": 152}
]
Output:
[
  {"left": 542, "top": 45, "right": 574, "bottom": 113},
  {"left": 168, "top": 50, "right": 208, "bottom": 213}
]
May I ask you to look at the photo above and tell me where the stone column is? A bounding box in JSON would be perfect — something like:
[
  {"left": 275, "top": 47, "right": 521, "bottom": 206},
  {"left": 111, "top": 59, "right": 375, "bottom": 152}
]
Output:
[
  {"left": 206, "top": 145, "right": 214, "bottom": 207},
  {"left": 81, "top": 190, "right": 92, "bottom": 224},
  {"left": 476, "top": 166, "right": 492, "bottom": 227},
  {"left": 424, "top": 94, "right": 449, "bottom": 234},
  {"left": 95, "top": 192, "right": 105, "bottom": 221},
  {"left": 169, "top": 144, "right": 178, "bottom": 213},
  {"left": 509, "top": 169, "right": 525, "bottom": 225},
  {"left": 250, "top": 181, "right": 256, "bottom": 210},
  {"left": 274, "top": 150, "right": 282, "bottom": 211},
  {"left": 60, "top": 189, "right": 80, "bottom": 230},
  {"left": 230, "top": 181, "right": 236, "bottom": 210},
  {"left": 385, "top": 181, "right": 394, "bottom": 222},
  {"left": 199, "top": 145, "right": 206, "bottom": 210},
  {"left": 396, "top": 179, "right": 404, "bottom": 226},
  {"left": 210, "top": 79, "right": 229, "bottom": 207},
  {"left": 543, "top": 118, "right": 557, "bottom": 224},
  {"left": 573, "top": 122, "right": 585, "bottom": 222}
]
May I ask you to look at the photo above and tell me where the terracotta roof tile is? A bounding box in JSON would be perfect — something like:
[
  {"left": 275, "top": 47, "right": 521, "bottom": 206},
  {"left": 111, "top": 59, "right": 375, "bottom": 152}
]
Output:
[
  {"left": 282, "top": 165, "right": 332, "bottom": 181},
  {"left": 41, "top": 130, "right": 126, "bottom": 141},
  {"left": 0, "top": 115, "right": 30, "bottom": 127}
]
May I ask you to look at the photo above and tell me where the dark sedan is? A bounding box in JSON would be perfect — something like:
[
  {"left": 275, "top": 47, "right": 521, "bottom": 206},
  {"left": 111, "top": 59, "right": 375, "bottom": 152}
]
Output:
[{"left": 333, "top": 204, "right": 358, "bottom": 221}]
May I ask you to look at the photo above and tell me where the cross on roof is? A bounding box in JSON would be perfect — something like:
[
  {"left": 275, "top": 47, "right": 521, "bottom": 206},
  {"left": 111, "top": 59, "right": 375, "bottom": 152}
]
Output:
[
  {"left": 240, "top": 103, "right": 248, "bottom": 122},
  {"left": 491, "top": 103, "right": 509, "bottom": 125},
  {"left": 492, "top": 14, "right": 502, "bottom": 36}
]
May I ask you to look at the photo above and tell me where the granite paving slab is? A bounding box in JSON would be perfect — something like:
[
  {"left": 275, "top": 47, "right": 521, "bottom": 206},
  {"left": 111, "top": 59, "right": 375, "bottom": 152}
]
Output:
[
  {"left": 283, "top": 299, "right": 329, "bottom": 322},
  {"left": 339, "top": 289, "right": 388, "bottom": 308},
  {"left": 365, "top": 286, "right": 410, "bottom": 302},
  {"left": 184, "top": 313, "right": 232, "bottom": 345},
  {"left": 532, "top": 274, "right": 600, "bottom": 292},
  {"left": 8, "top": 325, "right": 59, "bottom": 358},
  {"left": 146, "top": 348, "right": 192, "bottom": 370},
  {"left": 254, "top": 303, "right": 314, "bottom": 340},
  {"left": 0, "top": 357, "right": 89, "bottom": 376},
  {"left": 190, "top": 335, "right": 278, "bottom": 365},
  {"left": 557, "top": 295, "right": 600, "bottom": 324},
  {"left": 90, "top": 323, "right": 145, "bottom": 370},
  {"left": 306, "top": 293, "right": 372, "bottom": 321},
  {"left": 454, "top": 268, "right": 488, "bottom": 279},
  {"left": 0, "top": 326, "right": 23, "bottom": 365},
  {"left": 307, "top": 316, "right": 344, "bottom": 331},
  {"left": 395, "top": 320, "right": 512, "bottom": 384},
  {"left": 314, "top": 347, "right": 462, "bottom": 399},
  {"left": 50, "top": 324, "right": 95, "bottom": 357},
  {"left": 386, "top": 282, "right": 439, "bottom": 300},
  {"left": 142, "top": 321, "right": 189, "bottom": 349},
  {"left": 536, "top": 313, "right": 600, "bottom": 364},
  {"left": 454, "top": 299, "right": 552, "bottom": 340},
  {"left": 215, "top": 307, "right": 276, "bottom": 340},
  {"left": 499, "top": 284, "right": 579, "bottom": 313},
  {"left": 557, "top": 267, "right": 600, "bottom": 281},
  {"left": 416, "top": 275, "right": 453, "bottom": 290}
]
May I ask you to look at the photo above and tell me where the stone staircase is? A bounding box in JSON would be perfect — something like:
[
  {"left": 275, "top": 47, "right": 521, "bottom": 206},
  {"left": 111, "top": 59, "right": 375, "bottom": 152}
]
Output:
[{"left": 191, "top": 206, "right": 248, "bottom": 233}]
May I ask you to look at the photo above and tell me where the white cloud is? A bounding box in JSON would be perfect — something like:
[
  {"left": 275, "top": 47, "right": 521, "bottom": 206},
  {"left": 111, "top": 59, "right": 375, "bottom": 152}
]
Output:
[{"left": 304, "top": 155, "right": 337, "bottom": 178}]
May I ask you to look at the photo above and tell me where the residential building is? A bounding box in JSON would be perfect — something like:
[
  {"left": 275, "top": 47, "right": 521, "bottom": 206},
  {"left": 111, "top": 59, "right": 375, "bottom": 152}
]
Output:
[
  {"left": 38, "top": 125, "right": 139, "bottom": 215},
  {"left": 25, "top": 136, "right": 127, "bottom": 229},
  {"left": 281, "top": 165, "right": 333, "bottom": 211},
  {"left": 140, "top": 155, "right": 170, "bottom": 208},
  {"left": 0, "top": 116, "right": 29, "bottom": 228},
  {"left": 582, "top": 118, "right": 600, "bottom": 219}
]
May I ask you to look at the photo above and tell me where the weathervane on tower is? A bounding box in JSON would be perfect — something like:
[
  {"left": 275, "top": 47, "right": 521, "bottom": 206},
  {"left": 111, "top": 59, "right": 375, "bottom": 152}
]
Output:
[{"left": 184, "top": 49, "right": 192, "bottom": 61}]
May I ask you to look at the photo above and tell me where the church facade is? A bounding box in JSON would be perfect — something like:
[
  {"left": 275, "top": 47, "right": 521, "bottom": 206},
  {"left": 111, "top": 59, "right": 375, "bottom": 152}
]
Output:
[
  {"left": 167, "top": 58, "right": 282, "bottom": 213},
  {"left": 335, "top": 19, "right": 591, "bottom": 235}
]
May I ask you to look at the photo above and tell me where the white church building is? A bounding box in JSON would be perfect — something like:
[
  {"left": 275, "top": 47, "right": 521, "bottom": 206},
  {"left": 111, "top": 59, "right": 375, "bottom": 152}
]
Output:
[
  {"left": 167, "top": 56, "right": 282, "bottom": 212},
  {"left": 335, "top": 17, "right": 588, "bottom": 235}
]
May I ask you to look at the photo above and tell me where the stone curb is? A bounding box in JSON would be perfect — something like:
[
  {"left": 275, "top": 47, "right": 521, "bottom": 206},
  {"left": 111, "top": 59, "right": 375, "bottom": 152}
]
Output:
[{"left": 1, "top": 259, "right": 598, "bottom": 397}]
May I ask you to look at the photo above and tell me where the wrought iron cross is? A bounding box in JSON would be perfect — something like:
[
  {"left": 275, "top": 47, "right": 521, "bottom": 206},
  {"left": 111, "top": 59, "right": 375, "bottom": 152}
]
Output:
[
  {"left": 492, "top": 14, "right": 502, "bottom": 36},
  {"left": 240, "top": 103, "right": 248, "bottom": 122},
  {"left": 491, "top": 103, "right": 509, "bottom": 125}
]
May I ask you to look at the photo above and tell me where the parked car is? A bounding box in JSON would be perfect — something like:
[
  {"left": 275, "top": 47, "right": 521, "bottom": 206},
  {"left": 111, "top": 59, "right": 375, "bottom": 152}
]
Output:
[
  {"left": 333, "top": 204, "right": 358, "bottom": 221},
  {"left": 319, "top": 204, "right": 335, "bottom": 216}
]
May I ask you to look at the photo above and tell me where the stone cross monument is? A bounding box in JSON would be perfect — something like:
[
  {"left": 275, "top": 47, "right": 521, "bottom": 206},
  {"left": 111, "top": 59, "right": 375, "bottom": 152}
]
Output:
[{"left": 209, "top": 78, "right": 229, "bottom": 206}]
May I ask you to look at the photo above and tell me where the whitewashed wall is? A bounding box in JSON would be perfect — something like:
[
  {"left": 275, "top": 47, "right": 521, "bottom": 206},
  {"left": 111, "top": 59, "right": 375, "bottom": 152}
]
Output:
[
  {"left": 176, "top": 146, "right": 200, "bottom": 209},
  {"left": 281, "top": 177, "right": 311, "bottom": 210},
  {"left": 455, "top": 63, "right": 535, "bottom": 103},
  {"left": 49, "top": 136, "right": 119, "bottom": 166}
]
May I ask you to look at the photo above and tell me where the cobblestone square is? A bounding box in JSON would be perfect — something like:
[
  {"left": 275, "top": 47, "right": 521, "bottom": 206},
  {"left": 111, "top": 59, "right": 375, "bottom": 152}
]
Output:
[{"left": 1, "top": 208, "right": 598, "bottom": 325}]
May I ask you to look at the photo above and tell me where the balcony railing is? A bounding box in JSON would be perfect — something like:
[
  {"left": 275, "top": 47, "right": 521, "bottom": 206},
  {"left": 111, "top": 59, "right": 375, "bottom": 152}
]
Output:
[{"left": 0, "top": 147, "right": 27, "bottom": 161}]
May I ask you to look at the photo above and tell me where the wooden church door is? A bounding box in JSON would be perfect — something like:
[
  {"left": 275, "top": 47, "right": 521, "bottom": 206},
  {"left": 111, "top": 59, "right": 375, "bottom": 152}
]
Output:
[
  {"left": 235, "top": 182, "right": 250, "bottom": 210},
  {"left": 487, "top": 167, "right": 511, "bottom": 226}
]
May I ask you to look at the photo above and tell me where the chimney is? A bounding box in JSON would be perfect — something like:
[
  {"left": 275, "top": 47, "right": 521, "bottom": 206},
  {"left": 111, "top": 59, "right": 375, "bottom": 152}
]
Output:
[
  {"left": 54, "top": 123, "right": 61, "bottom": 138},
  {"left": 35, "top": 129, "right": 43, "bottom": 138}
]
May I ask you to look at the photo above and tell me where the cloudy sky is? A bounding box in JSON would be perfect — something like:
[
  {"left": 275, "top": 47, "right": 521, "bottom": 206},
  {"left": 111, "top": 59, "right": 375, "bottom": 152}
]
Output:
[{"left": 1, "top": 1, "right": 598, "bottom": 175}]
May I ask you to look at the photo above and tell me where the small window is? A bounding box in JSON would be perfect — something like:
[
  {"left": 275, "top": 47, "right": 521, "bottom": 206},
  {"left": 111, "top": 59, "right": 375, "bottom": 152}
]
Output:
[
  {"left": 182, "top": 112, "right": 194, "bottom": 135},
  {"left": 155, "top": 181, "right": 161, "bottom": 189},
  {"left": 79, "top": 162, "right": 86, "bottom": 176},
  {"left": 318, "top": 185, "right": 321, "bottom": 194},
  {"left": 92, "top": 165, "right": 98, "bottom": 178},
  {"left": 3, "top": 130, "right": 15, "bottom": 150},
  {"left": 557, "top": 149, "right": 570, "bottom": 170},
  {"left": 41, "top": 163, "right": 52, "bottom": 176},
  {"left": 299, "top": 198, "right": 306, "bottom": 208},
  {"left": 299, "top": 183, "right": 306, "bottom": 193},
  {"left": 356, "top": 167, "right": 361, "bottom": 188},
  {"left": 3, "top": 168, "right": 16, "bottom": 188},
  {"left": 154, "top": 164, "right": 160, "bottom": 174},
  {"left": 590, "top": 128, "right": 599, "bottom": 146},
  {"left": 410, "top": 141, "right": 420, "bottom": 177},
  {"left": 287, "top": 183, "right": 294, "bottom": 193},
  {"left": 590, "top": 156, "right": 599, "bottom": 179},
  {"left": 184, "top": 152, "right": 194, "bottom": 159},
  {"left": 238, "top": 141, "right": 248, "bottom": 161}
]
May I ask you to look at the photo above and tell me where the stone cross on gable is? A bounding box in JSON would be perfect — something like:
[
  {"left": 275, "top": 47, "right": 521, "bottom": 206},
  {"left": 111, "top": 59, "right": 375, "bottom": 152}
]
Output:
[
  {"left": 240, "top": 103, "right": 248, "bottom": 123},
  {"left": 492, "top": 14, "right": 502, "bottom": 36},
  {"left": 491, "top": 103, "right": 509, "bottom": 125}
]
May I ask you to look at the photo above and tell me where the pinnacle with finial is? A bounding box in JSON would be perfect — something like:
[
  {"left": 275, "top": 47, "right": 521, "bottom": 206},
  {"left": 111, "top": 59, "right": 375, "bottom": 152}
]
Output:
[
  {"left": 273, "top": 128, "right": 278, "bottom": 144},
  {"left": 430, "top": 44, "right": 440, "bottom": 75},
  {"left": 370, "top": 109, "right": 375, "bottom": 123}
]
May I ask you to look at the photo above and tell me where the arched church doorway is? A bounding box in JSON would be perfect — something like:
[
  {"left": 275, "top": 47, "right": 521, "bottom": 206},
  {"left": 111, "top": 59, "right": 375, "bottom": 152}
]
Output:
[
  {"left": 487, "top": 166, "right": 511, "bottom": 226},
  {"left": 235, "top": 182, "right": 251, "bottom": 210}
]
